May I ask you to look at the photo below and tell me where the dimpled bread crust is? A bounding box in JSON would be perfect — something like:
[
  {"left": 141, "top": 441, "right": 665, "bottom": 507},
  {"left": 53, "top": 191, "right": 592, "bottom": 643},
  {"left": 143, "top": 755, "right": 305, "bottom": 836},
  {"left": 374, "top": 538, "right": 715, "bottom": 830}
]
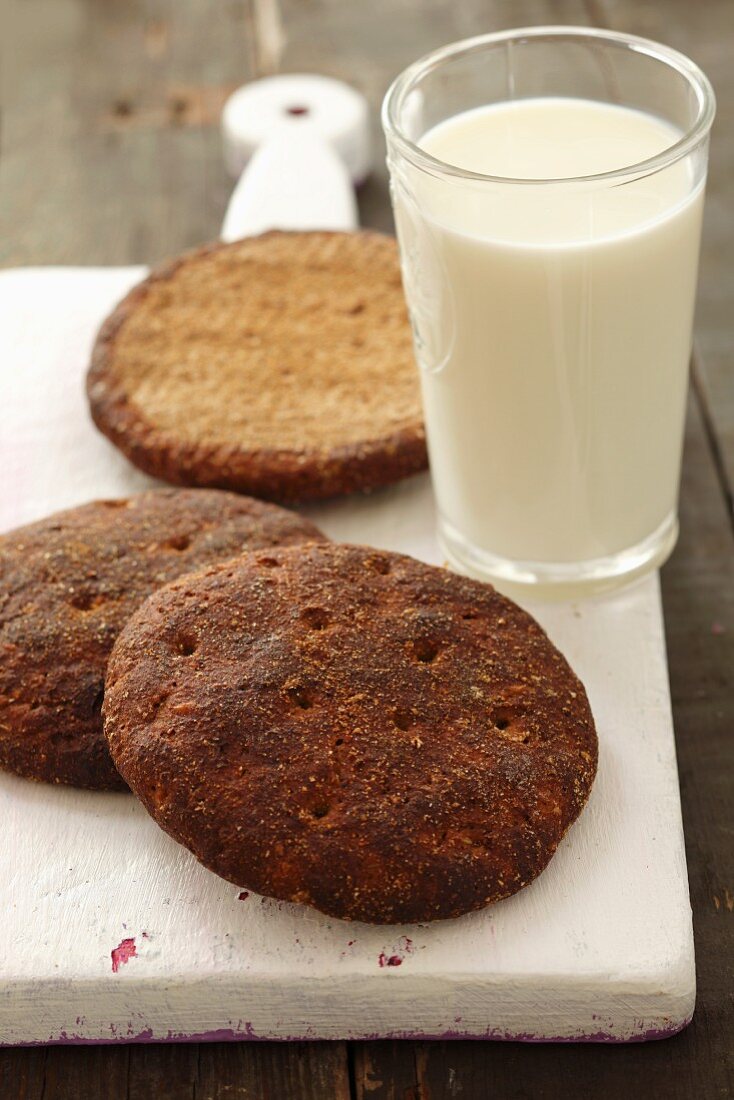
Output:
[
  {"left": 87, "top": 231, "right": 428, "bottom": 503},
  {"left": 0, "top": 490, "right": 325, "bottom": 790},
  {"left": 104, "top": 542, "right": 598, "bottom": 923}
]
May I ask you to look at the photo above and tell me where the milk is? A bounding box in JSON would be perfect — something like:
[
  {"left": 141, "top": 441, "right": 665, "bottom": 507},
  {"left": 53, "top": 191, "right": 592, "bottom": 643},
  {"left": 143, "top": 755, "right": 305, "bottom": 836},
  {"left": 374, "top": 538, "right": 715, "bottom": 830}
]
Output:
[{"left": 394, "top": 98, "right": 704, "bottom": 573}]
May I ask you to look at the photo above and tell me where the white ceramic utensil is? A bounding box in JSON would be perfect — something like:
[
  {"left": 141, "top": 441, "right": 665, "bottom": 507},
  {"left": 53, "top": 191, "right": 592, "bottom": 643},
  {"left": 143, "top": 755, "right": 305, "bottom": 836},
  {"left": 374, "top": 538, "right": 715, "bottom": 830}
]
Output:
[{"left": 220, "top": 73, "right": 370, "bottom": 239}]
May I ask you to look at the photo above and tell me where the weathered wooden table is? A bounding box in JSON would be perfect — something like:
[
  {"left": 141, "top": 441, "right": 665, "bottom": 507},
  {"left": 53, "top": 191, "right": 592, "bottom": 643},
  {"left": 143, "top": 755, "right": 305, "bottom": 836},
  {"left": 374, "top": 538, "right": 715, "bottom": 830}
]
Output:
[{"left": 1, "top": 1, "right": 732, "bottom": 1096}]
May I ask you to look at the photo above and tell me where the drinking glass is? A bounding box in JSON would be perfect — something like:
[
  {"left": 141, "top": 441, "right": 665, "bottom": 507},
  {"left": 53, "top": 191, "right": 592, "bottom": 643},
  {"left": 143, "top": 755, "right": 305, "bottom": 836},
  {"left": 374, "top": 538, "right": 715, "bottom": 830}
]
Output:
[{"left": 382, "top": 27, "right": 715, "bottom": 596}]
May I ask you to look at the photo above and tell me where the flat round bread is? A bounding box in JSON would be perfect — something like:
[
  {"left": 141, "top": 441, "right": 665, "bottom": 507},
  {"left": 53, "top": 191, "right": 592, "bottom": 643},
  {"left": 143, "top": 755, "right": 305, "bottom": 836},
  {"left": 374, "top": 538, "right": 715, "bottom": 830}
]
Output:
[
  {"left": 104, "top": 543, "right": 598, "bottom": 923},
  {"left": 0, "top": 490, "right": 325, "bottom": 790},
  {"left": 87, "top": 231, "right": 427, "bottom": 503}
]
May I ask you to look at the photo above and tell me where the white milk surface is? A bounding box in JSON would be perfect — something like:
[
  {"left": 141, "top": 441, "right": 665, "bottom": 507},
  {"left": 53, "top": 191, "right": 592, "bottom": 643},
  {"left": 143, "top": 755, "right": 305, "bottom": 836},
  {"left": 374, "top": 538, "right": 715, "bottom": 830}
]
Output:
[{"left": 402, "top": 98, "right": 704, "bottom": 567}]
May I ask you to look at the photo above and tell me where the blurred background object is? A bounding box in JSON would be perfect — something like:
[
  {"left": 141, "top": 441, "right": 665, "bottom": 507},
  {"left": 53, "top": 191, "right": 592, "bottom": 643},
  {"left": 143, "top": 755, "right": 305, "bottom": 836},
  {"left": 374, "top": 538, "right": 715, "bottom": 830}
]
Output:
[{"left": 220, "top": 73, "right": 368, "bottom": 236}]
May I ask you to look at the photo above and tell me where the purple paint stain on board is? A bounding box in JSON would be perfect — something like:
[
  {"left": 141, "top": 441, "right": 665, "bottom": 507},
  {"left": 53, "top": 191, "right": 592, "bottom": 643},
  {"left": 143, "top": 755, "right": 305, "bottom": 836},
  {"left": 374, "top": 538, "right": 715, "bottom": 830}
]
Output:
[
  {"left": 378, "top": 935, "right": 414, "bottom": 967},
  {"left": 10, "top": 1016, "right": 693, "bottom": 1047},
  {"left": 378, "top": 952, "right": 402, "bottom": 968},
  {"left": 111, "top": 938, "right": 137, "bottom": 973}
]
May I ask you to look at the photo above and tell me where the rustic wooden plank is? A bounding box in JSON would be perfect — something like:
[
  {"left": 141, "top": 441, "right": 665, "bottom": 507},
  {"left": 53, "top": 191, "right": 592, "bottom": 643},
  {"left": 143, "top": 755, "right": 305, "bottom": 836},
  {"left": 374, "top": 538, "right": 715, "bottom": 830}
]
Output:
[
  {"left": 0, "top": 1039, "right": 355, "bottom": 1100},
  {"left": 592, "top": 0, "right": 734, "bottom": 510},
  {"left": 41, "top": 1046, "right": 131, "bottom": 1100},
  {"left": 657, "top": 391, "right": 734, "bottom": 1095},
  {"left": 0, "top": 1048, "right": 46, "bottom": 1100},
  {"left": 352, "top": 1042, "right": 421, "bottom": 1100},
  {"left": 0, "top": 0, "right": 251, "bottom": 268},
  {"left": 194, "top": 1041, "right": 351, "bottom": 1100},
  {"left": 127, "top": 1043, "right": 199, "bottom": 1100}
]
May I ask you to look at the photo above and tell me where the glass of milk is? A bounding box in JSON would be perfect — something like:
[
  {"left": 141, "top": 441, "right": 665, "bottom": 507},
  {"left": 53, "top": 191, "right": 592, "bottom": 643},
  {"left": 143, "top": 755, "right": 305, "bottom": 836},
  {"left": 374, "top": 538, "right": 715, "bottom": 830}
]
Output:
[{"left": 383, "top": 27, "right": 715, "bottom": 597}]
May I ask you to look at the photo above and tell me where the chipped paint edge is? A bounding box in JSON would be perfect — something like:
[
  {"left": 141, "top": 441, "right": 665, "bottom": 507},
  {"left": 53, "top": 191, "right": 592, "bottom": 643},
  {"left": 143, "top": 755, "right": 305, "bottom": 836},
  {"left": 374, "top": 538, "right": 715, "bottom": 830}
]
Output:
[{"left": 4, "top": 1015, "right": 694, "bottom": 1047}]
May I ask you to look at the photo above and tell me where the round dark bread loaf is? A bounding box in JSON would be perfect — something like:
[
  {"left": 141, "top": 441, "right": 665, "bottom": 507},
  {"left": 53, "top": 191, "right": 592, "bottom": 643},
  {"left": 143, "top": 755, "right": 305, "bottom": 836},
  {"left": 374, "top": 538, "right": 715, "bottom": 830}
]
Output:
[
  {"left": 104, "top": 542, "right": 598, "bottom": 923},
  {"left": 87, "top": 231, "right": 427, "bottom": 503},
  {"left": 0, "top": 490, "right": 325, "bottom": 789}
]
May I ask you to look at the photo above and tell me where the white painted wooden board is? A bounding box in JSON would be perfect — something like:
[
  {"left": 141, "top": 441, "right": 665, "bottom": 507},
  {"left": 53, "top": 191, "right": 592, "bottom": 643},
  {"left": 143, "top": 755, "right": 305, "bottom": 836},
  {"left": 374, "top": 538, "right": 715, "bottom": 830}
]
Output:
[{"left": 0, "top": 267, "right": 695, "bottom": 1044}]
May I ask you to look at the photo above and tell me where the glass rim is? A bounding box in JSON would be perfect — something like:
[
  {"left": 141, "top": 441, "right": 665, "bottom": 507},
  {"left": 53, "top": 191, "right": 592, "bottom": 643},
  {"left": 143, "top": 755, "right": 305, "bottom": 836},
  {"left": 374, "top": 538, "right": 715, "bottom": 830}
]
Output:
[{"left": 381, "top": 26, "right": 716, "bottom": 188}]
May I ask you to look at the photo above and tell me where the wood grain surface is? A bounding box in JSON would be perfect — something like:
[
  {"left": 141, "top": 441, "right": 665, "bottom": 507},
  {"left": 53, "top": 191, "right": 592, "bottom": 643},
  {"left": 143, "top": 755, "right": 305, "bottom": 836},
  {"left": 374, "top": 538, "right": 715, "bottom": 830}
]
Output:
[{"left": 1, "top": 0, "right": 732, "bottom": 1097}]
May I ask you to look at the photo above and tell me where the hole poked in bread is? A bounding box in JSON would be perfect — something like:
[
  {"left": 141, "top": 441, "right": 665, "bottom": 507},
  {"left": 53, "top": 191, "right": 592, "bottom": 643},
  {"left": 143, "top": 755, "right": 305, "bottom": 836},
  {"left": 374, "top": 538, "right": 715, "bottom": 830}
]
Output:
[
  {"left": 392, "top": 708, "right": 414, "bottom": 731},
  {"left": 365, "top": 555, "right": 391, "bottom": 575},
  {"left": 491, "top": 706, "right": 532, "bottom": 744},
  {"left": 69, "top": 590, "right": 109, "bottom": 612},
  {"left": 286, "top": 684, "right": 314, "bottom": 710},
  {"left": 174, "top": 631, "right": 198, "bottom": 657},
  {"left": 162, "top": 533, "right": 191, "bottom": 552},
  {"left": 301, "top": 607, "right": 329, "bottom": 631},
  {"left": 412, "top": 638, "right": 439, "bottom": 664}
]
